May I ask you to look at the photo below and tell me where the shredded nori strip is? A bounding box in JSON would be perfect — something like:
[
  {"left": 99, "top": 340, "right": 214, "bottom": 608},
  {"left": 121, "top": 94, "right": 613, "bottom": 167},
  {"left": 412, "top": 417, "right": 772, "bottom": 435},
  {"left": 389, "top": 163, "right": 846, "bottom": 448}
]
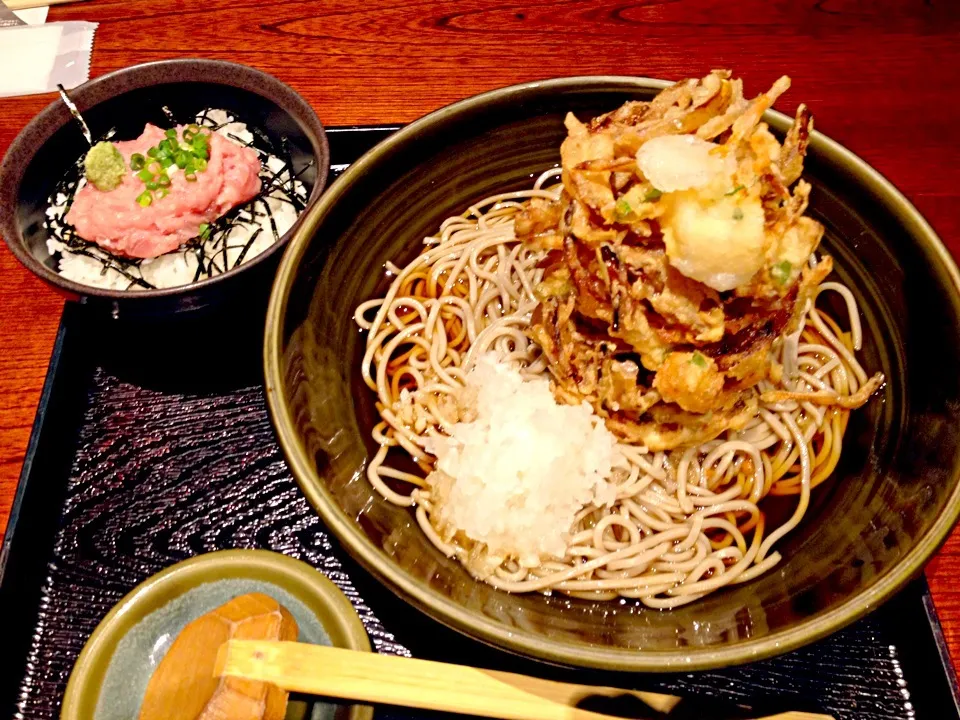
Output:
[
  {"left": 234, "top": 227, "right": 263, "bottom": 267},
  {"left": 261, "top": 197, "right": 281, "bottom": 243},
  {"left": 258, "top": 159, "right": 313, "bottom": 214},
  {"left": 251, "top": 125, "right": 277, "bottom": 153},
  {"left": 280, "top": 136, "right": 296, "bottom": 200}
]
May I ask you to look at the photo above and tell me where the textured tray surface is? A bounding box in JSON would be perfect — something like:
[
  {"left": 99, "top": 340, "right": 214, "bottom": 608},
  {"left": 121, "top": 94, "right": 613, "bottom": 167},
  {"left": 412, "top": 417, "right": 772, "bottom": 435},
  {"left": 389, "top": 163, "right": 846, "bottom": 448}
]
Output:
[{"left": 5, "top": 316, "right": 954, "bottom": 720}]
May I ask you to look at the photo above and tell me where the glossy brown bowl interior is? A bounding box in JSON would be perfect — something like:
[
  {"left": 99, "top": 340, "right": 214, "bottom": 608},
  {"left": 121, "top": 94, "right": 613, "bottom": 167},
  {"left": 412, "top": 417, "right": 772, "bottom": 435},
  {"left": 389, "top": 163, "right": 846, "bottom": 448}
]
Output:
[
  {"left": 0, "top": 58, "right": 330, "bottom": 316},
  {"left": 265, "top": 77, "right": 960, "bottom": 671}
]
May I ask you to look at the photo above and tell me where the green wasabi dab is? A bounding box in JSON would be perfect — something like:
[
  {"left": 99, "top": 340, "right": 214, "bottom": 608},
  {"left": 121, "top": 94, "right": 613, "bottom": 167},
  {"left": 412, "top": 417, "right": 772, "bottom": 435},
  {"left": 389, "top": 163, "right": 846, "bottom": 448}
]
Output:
[{"left": 83, "top": 141, "right": 126, "bottom": 192}]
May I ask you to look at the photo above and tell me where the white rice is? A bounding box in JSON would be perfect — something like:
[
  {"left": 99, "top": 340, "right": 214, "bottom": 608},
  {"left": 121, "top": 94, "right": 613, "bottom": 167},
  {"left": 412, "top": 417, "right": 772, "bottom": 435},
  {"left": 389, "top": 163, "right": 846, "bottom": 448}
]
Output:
[
  {"left": 424, "top": 355, "right": 619, "bottom": 567},
  {"left": 44, "top": 109, "right": 307, "bottom": 291}
]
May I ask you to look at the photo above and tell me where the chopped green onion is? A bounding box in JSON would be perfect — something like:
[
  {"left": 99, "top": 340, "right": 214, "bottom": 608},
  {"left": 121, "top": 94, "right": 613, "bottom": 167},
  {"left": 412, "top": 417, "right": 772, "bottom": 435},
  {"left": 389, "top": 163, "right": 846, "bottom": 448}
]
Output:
[
  {"left": 198, "top": 222, "right": 211, "bottom": 240},
  {"left": 145, "top": 180, "right": 159, "bottom": 191},
  {"left": 771, "top": 260, "right": 793, "bottom": 286},
  {"left": 725, "top": 184, "right": 745, "bottom": 196},
  {"left": 138, "top": 127, "right": 213, "bottom": 184},
  {"left": 732, "top": 207, "right": 744, "bottom": 220},
  {"left": 130, "top": 153, "right": 145, "bottom": 171},
  {"left": 156, "top": 187, "right": 170, "bottom": 199},
  {"left": 691, "top": 352, "right": 707, "bottom": 368},
  {"left": 615, "top": 198, "right": 632, "bottom": 219},
  {"left": 643, "top": 188, "right": 662, "bottom": 202},
  {"left": 136, "top": 190, "right": 152, "bottom": 207}
]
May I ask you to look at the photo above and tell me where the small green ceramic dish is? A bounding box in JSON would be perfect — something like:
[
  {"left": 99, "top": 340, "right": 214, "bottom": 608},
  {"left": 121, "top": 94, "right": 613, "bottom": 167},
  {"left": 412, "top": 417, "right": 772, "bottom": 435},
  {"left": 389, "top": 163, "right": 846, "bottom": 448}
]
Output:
[
  {"left": 264, "top": 76, "right": 960, "bottom": 671},
  {"left": 61, "top": 550, "right": 372, "bottom": 720}
]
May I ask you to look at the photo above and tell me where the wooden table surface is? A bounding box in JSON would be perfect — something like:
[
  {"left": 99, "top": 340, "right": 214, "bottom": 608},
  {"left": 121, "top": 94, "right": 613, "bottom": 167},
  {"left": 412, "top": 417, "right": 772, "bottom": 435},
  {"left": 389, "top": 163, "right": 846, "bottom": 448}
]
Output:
[{"left": 2, "top": 0, "right": 959, "bottom": 671}]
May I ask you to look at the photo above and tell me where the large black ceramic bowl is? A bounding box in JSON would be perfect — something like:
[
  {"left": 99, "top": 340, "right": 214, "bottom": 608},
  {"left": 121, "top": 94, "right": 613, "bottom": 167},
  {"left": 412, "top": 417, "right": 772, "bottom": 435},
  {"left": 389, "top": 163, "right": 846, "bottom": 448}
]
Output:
[
  {"left": 0, "top": 59, "right": 329, "bottom": 316},
  {"left": 264, "top": 77, "right": 960, "bottom": 670}
]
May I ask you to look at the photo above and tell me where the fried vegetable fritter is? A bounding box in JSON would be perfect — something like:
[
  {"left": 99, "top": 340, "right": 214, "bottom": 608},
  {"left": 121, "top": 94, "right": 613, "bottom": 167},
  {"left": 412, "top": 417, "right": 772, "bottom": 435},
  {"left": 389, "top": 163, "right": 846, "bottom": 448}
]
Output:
[{"left": 517, "top": 71, "right": 869, "bottom": 449}]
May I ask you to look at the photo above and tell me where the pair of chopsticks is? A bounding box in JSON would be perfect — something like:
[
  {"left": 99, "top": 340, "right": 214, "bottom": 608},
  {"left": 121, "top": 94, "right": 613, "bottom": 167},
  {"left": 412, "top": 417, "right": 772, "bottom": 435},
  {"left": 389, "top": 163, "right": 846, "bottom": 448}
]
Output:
[{"left": 217, "top": 640, "right": 834, "bottom": 720}]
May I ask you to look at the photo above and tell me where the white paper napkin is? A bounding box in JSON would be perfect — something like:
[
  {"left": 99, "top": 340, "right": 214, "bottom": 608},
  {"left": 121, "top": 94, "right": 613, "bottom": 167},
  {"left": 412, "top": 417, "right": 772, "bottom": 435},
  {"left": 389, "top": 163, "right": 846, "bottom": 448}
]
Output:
[
  {"left": 15, "top": 6, "right": 50, "bottom": 24},
  {"left": 0, "top": 21, "right": 97, "bottom": 97}
]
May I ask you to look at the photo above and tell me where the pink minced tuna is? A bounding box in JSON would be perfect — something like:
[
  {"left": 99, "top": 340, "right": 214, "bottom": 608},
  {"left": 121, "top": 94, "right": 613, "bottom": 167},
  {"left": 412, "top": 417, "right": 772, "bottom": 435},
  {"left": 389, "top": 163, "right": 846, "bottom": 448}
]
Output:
[{"left": 65, "top": 124, "right": 262, "bottom": 259}]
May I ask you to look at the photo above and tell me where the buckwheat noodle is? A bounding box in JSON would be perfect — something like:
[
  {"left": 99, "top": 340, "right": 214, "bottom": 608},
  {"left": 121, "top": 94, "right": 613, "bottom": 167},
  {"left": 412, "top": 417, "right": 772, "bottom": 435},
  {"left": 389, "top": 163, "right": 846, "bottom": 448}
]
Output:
[{"left": 355, "top": 169, "right": 871, "bottom": 608}]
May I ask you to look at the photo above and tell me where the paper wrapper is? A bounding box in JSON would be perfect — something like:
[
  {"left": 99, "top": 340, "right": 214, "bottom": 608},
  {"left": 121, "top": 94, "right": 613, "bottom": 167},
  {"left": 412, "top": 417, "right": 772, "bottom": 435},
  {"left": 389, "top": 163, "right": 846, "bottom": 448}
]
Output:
[{"left": 0, "top": 21, "right": 97, "bottom": 98}]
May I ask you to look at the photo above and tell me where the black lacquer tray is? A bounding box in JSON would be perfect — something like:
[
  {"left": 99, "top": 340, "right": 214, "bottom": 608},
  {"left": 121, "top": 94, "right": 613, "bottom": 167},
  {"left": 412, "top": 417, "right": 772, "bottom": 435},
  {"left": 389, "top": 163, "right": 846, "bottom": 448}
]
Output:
[{"left": 2, "top": 126, "right": 960, "bottom": 720}]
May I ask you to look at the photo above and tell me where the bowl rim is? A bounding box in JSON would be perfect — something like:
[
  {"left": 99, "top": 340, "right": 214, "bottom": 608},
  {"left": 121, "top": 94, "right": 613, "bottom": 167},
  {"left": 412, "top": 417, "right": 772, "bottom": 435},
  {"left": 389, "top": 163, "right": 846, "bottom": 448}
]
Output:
[
  {"left": 60, "top": 548, "right": 373, "bottom": 720},
  {"left": 263, "top": 75, "right": 960, "bottom": 671},
  {"left": 0, "top": 58, "right": 330, "bottom": 301}
]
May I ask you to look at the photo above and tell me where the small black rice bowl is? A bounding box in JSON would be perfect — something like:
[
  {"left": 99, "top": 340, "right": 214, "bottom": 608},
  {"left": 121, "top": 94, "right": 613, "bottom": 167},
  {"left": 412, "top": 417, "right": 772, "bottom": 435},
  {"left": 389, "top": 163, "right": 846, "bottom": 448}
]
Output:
[{"left": 0, "top": 59, "right": 329, "bottom": 317}]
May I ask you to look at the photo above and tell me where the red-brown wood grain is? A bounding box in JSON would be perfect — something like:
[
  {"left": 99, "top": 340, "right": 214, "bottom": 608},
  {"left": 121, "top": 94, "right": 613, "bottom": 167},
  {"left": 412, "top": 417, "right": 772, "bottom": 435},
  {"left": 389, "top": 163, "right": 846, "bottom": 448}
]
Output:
[{"left": 2, "top": 0, "right": 960, "bottom": 667}]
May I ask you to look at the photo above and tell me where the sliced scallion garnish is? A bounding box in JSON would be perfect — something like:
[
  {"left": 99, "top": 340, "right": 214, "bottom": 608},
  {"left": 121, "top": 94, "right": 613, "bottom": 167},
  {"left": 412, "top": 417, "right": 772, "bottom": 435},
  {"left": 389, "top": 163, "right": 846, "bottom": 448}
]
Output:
[
  {"left": 771, "top": 260, "right": 793, "bottom": 286},
  {"left": 134, "top": 124, "right": 213, "bottom": 205}
]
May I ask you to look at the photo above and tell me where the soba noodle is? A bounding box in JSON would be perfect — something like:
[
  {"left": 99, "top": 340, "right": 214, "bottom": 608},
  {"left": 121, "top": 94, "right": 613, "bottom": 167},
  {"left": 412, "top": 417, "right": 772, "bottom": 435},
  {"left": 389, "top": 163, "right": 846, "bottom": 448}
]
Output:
[{"left": 355, "top": 169, "right": 872, "bottom": 608}]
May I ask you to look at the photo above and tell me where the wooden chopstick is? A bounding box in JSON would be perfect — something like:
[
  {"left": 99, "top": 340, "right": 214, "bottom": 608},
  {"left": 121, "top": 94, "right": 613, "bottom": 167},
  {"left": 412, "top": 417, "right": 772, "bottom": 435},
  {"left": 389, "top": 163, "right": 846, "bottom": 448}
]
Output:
[
  {"left": 3, "top": 0, "right": 90, "bottom": 11},
  {"left": 216, "top": 640, "right": 834, "bottom": 720}
]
